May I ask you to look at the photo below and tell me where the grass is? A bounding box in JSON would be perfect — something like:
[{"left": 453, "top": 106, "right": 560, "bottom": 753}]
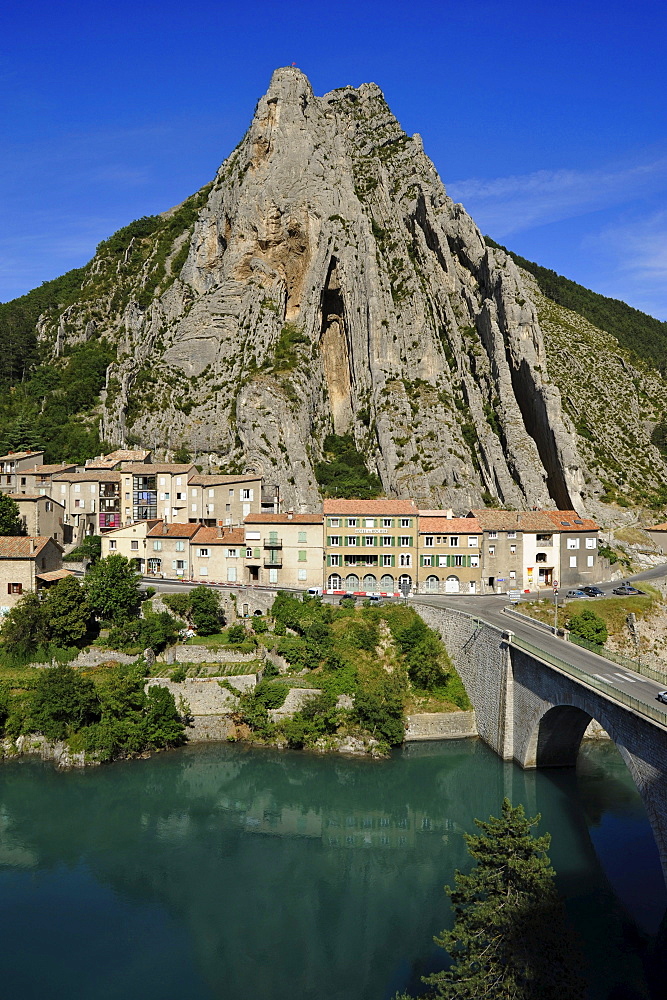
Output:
[{"left": 519, "top": 584, "right": 662, "bottom": 639}]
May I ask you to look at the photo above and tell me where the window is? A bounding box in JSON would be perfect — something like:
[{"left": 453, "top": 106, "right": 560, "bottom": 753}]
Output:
[
  {"left": 449, "top": 536, "right": 459, "bottom": 547},
  {"left": 382, "top": 518, "right": 392, "bottom": 528},
  {"left": 298, "top": 550, "right": 307, "bottom": 562},
  {"left": 199, "top": 566, "right": 208, "bottom": 576},
  {"left": 382, "top": 536, "right": 392, "bottom": 547},
  {"left": 177, "top": 492, "right": 185, "bottom": 501},
  {"left": 191, "top": 489, "right": 197, "bottom": 497},
  {"left": 587, "top": 555, "right": 594, "bottom": 567},
  {"left": 401, "top": 518, "right": 411, "bottom": 528},
  {"left": 8, "top": 583, "right": 22, "bottom": 595},
  {"left": 61, "top": 485, "right": 66, "bottom": 494},
  {"left": 131, "top": 540, "right": 139, "bottom": 550},
  {"left": 468, "top": 536, "right": 478, "bottom": 547},
  {"left": 330, "top": 535, "right": 340, "bottom": 546},
  {"left": 470, "top": 554, "right": 479, "bottom": 568},
  {"left": 246, "top": 531, "right": 260, "bottom": 540},
  {"left": 90, "top": 484, "right": 96, "bottom": 493},
  {"left": 175, "top": 540, "right": 185, "bottom": 552},
  {"left": 241, "top": 488, "right": 252, "bottom": 500},
  {"left": 347, "top": 536, "right": 357, "bottom": 546},
  {"left": 227, "top": 567, "right": 237, "bottom": 582},
  {"left": 586, "top": 537, "right": 596, "bottom": 549},
  {"left": 226, "top": 549, "right": 238, "bottom": 558},
  {"left": 569, "top": 555, "right": 577, "bottom": 568},
  {"left": 507, "top": 531, "right": 516, "bottom": 539},
  {"left": 399, "top": 536, "right": 410, "bottom": 546},
  {"left": 159, "top": 477, "right": 166, "bottom": 486},
  {"left": 382, "top": 554, "right": 392, "bottom": 567},
  {"left": 199, "top": 548, "right": 209, "bottom": 557},
  {"left": 225, "top": 504, "right": 231, "bottom": 513},
  {"left": 399, "top": 554, "right": 411, "bottom": 567},
  {"left": 438, "top": 555, "right": 447, "bottom": 567},
  {"left": 298, "top": 569, "right": 307, "bottom": 581},
  {"left": 510, "top": 544, "right": 516, "bottom": 554},
  {"left": 488, "top": 530, "right": 497, "bottom": 539},
  {"left": 567, "top": 538, "right": 580, "bottom": 549},
  {"left": 364, "top": 518, "right": 374, "bottom": 528},
  {"left": 509, "top": 570, "right": 516, "bottom": 580},
  {"left": 424, "top": 536, "right": 434, "bottom": 547},
  {"left": 246, "top": 548, "right": 252, "bottom": 557},
  {"left": 228, "top": 488, "right": 233, "bottom": 497},
  {"left": 269, "top": 568, "right": 278, "bottom": 584},
  {"left": 330, "top": 553, "right": 340, "bottom": 566},
  {"left": 347, "top": 518, "right": 357, "bottom": 527},
  {"left": 208, "top": 489, "right": 215, "bottom": 498},
  {"left": 364, "top": 536, "right": 374, "bottom": 547},
  {"left": 74, "top": 484, "right": 81, "bottom": 493},
  {"left": 74, "top": 499, "right": 82, "bottom": 508},
  {"left": 452, "top": 554, "right": 464, "bottom": 567},
  {"left": 191, "top": 504, "right": 197, "bottom": 512},
  {"left": 329, "top": 518, "right": 340, "bottom": 527},
  {"left": 298, "top": 531, "right": 307, "bottom": 543},
  {"left": 175, "top": 477, "right": 182, "bottom": 486},
  {"left": 422, "top": 555, "right": 432, "bottom": 567},
  {"left": 153, "top": 540, "right": 162, "bottom": 551},
  {"left": 109, "top": 540, "right": 117, "bottom": 550},
  {"left": 488, "top": 545, "right": 495, "bottom": 556}
]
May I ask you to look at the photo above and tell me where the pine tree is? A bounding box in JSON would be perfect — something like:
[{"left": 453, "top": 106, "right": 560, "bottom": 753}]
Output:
[
  {"left": 423, "top": 799, "right": 585, "bottom": 1000},
  {"left": 0, "top": 493, "right": 25, "bottom": 535}
]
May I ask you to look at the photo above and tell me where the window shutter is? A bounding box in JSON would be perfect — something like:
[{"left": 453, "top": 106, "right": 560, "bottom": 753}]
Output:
[
  {"left": 254, "top": 547, "right": 260, "bottom": 559},
  {"left": 409, "top": 536, "right": 413, "bottom": 547},
  {"left": 7, "top": 584, "right": 10, "bottom": 594},
  {"left": 391, "top": 554, "right": 395, "bottom": 567},
  {"left": 390, "top": 536, "right": 395, "bottom": 546}
]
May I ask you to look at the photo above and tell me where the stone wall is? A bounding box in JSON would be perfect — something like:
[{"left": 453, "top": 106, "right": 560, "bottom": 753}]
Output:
[
  {"left": 159, "top": 645, "right": 262, "bottom": 665},
  {"left": 269, "top": 688, "right": 321, "bottom": 721},
  {"left": 405, "top": 711, "right": 477, "bottom": 741},
  {"left": 146, "top": 674, "right": 257, "bottom": 713}
]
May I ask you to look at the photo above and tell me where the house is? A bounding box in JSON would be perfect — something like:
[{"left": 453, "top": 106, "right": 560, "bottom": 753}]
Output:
[
  {"left": 189, "top": 525, "right": 246, "bottom": 584},
  {"left": 323, "top": 499, "right": 418, "bottom": 595},
  {"left": 0, "top": 536, "right": 65, "bottom": 612},
  {"left": 468, "top": 509, "right": 560, "bottom": 593},
  {"left": 541, "top": 510, "right": 601, "bottom": 588},
  {"left": 0, "top": 451, "right": 45, "bottom": 493},
  {"left": 417, "top": 512, "right": 482, "bottom": 594},
  {"left": 10, "top": 494, "right": 67, "bottom": 545},
  {"left": 85, "top": 448, "right": 152, "bottom": 470},
  {"left": 646, "top": 521, "right": 667, "bottom": 555},
  {"left": 51, "top": 470, "right": 122, "bottom": 541},
  {"left": 102, "top": 520, "right": 202, "bottom": 577},
  {"left": 186, "top": 473, "right": 269, "bottom": 526},
  {"left": 244, "top": 512, "right": 324, "bottom": 589},
  {"left": 118, "top": 464, "right": 196, "bottom": 525},
  {"left": 18, "top": 462, "right": 77, "bottom": 495}
]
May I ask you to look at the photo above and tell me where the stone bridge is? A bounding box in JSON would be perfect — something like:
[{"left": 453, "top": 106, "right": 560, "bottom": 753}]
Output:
[{"left": 416, "top": 603, "right": 667, "bottom": 884}]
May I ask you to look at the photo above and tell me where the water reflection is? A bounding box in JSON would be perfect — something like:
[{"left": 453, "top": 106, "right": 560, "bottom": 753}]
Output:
[{"left": 0, "top": 739, "right": 664, "bottom": 1000}]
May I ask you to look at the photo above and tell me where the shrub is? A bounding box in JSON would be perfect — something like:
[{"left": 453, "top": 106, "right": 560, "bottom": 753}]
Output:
[
  {"left": 29, "top": 665, "right": 100, "bottom": 740},
  {"left": 567, "top": 607, "right": 608, "bottom": 645}
]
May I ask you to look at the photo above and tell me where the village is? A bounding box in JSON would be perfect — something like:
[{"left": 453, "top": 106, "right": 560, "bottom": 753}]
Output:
[{"left": 0, "top": 446, "right": 638, "bottom": 609}]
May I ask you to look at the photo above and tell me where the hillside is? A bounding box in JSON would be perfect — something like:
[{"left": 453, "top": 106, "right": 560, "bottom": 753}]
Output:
[{"left": 1, "top": 66, "right": 667, "bottom": 514}]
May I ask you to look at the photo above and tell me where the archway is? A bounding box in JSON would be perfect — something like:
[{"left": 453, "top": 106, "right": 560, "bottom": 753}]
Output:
[
  {"left": 327, "top": 573, "right": 342, "bottom": 590},
  {"left": 362, "top": 574, "right": 377, "bottom": 593},
  {"left": 445, "top": 575, "right": 460, "bottom": 594},
  {"left": 345, "top": 573, "right": 359, "bottom": 591},
  {"left": 425, "top": 575, "right": 439, "bottom": 592},
  {"left": 528, "top": 704, "right": 594, "bottom": 768},
  {"left": 380, "top": 574, "right": 394, "bottom": 592}
]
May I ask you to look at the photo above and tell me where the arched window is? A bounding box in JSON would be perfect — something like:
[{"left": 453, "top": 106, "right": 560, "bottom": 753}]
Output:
[
  {"left": 425, "top": 574, "right": 439, "bottom": 592},
  {"left": 362, "top": 574, "right": 377, "bottom": 593},
  {"left": 380, "top": 574, "right": 394, "bottom": 592},
  {"left": 398, "top": 574, "right": 412, "bottom": 593},
  {"left": 327, "top": 573, "right": 342, "bottom": 591},
  {"left": 445, "top": 575, "right": 460, "bottom": 593},
  {"left": 536, "top": 552, "right": 547, "bottom": 563},
  {"left": 399, "top": 553, "right": 411, "bottom": 567},
  {"left": 345, "top": 573, "right": 359, "bottom": 591}
]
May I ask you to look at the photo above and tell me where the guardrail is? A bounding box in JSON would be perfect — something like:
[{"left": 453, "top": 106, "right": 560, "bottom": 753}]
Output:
[
  {"left": 567, "top": 633, "right": 667, "bottom": 684},
  {"left": 511, "top": 634, "right": 667, "bottom": 727},
  {"left": 502, "top": 606, "right": 561, "bottom": 635}
]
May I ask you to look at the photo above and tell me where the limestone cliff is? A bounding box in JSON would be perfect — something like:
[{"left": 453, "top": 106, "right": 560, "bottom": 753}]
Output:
[{"left": 34, "top": 67, "right": 667, "bottom": 512}]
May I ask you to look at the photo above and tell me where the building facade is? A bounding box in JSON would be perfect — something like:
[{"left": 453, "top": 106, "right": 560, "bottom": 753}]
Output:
[
  {"left": 323, "top": 500, "right": 419, "bottom": 595},
  {"left": 244, "top": 513, "right": 324, "bottom": 590},
  {"left": 417, "top": 515, "right": 482, "bottom": 594},
  {"left": 0, "top": 451, "right": 45, "bottom": 493},
  {"left": 0, "top": 536, "right": 64, "bottom": 612},
  {"left": 10, "top": 494, "right": 66, "bottom": 545}
]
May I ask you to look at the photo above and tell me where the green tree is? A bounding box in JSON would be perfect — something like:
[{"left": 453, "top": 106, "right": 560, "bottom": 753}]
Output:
[
  {"left": 188, "top": 586, "right": 222, "bottom": 635},
  {"left": 41, "top": 576, "right": 92, "bottom": 646},
  {"left": 0, "top": 591, "right": 48, "bottom": 656},
  {"left": 29, "top": 665, "right": 100, "bottom": 740},
  {"left": 64, "top": 534, "right": 102, "bottom": 564},
  {"left": 423, "top": 799, "right": 585, "bottom": 1000},
  {"left": 83, "top": 554, "right": 142, "bottom": 624},
  {"left": 0, "top": 493, "right": 24, "bottom": 535},
  {"left": 567, "top": 606, "right": 608, "bottom": 645},
  {"left": 354, "top": 670, "right": 405, "bottom": 746},
  {"left": 143, "top": 684, "right": 186, "bottom": 748}
]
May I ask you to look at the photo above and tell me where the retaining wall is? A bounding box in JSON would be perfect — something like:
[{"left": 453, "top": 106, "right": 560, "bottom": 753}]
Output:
[{"left": 405, "top": 711, "right": 477, "bottom": 741}]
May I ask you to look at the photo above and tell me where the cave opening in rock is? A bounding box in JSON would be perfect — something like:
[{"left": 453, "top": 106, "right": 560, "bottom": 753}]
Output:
[{"left": 319, "top": 257, "right": 353, "bottom": 435}]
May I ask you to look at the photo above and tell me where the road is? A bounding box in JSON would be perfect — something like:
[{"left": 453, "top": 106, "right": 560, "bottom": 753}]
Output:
[{"left": 410, "top": 592, "right": 667, "bottom": 717}]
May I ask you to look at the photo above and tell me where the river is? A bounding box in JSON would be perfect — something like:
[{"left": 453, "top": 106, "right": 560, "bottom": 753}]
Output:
[{"left": 0, "top": 738, "right": 665, "bottom": 999}]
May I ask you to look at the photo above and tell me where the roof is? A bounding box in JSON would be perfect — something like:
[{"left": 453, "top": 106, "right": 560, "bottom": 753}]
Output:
[
  {"left": 189, "top": 473, "right": 262, "bottom": 486},
  {"left": 192, "top": 526, "right": 245, "bottom": 545},
  {"left": 648, "top": 522, "right": 667, "bottom": 532},
  {"left": 420, "top": 517, "right": 481, "bottom": 533},
  {"left": 36, "top": 569, "right": 74, "bottom": 582},
  {"left": 9, "top": 493, "right": 64, "bottom": 507},
  {"left": 106, "top": 449, "right": 152, "bottom": 462},
  {"left": 322, "top": 499, "right": 418, "bottom": 515},
  {"left": 0, "top": 536, "right": 57, "bottom": 559},
  {"left": 84, "top": 458, "right": 121, "bottom": 469},
  {"left": 147, "top": 521, "right": 201, "bottom": 538},
  {"left": 52, "top": 471, "right": 121, "bottom": 483},
  {"left": 0, "top": 450, "right": 44, "bottom": 462},
  {"left": 26, "top": 463, "right": 77, "bottom": 475},
  {"left": 244, "top": 513, "right": 324, "bottom": 523},
  {"left": 121, "top": 463, "right": 195, "bottom": 474},
  {"left": 540, "top": 510, "right": 600, "bottom": 531},
  {"left": 469, "top": 509, "right": 558, "bottom": 532}
]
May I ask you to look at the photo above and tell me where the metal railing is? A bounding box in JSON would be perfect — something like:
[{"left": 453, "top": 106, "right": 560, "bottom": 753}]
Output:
[
  {"left": 511, "top": 634, "right": 667, "bottom": 727},
  {"left": 568, "top": 633, "right": 667, "bottom": 684}
]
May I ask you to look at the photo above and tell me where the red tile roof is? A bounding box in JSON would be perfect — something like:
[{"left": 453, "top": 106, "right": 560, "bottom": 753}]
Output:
[
  {"left": 420, "top": 517, "right": 481, "bottom": 533},
  {"left": 0, "top": 536, "right": 57, "bottom": 559},
  {"left": 0, "top": 450, "right": 44, "bottom": 461},
  {"left": 648, "top": 522, "right": 667, "bottom": 532},
  {"left": 36, "top": 569, "right": 74, "bottom": 582},
  {"left": 189, "top": 474, "right": 262, "bottom": 486},
  {"left": 121, "top": 463, "right": 195, "bottom": 474},
  {"left": 322, "top": 499, "right": 418, "bottom": 515},
  {"left": 192, "top": 526, "right": 245, "bottom": 545},
  {"left": 541, "top": 510, "right": 600, "bottom": 531},
  {"left": 469, "top": 509, "right": 558, "bottom": 531},
  {"left": 9, "top": 493, "right": 64, "bottom": 506},
  {"left": 52, "top": 471, "right": 121, "bottom": 483},
  {"left": 25, "top": 463, "right": 77, "bottom": 475},
  {"left": 147, "top": 522, "right": 201, "bottom": 538},
  {"left": 244, "top": 513, "right": 323, "bottom": 523}
]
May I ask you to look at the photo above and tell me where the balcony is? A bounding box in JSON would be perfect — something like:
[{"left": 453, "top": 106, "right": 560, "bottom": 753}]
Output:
[
  {"left": 263, "top": 538, "right": 282, "bottom": 548},
  {"left": 264, "top": 557, "right": 282, "bottom": 568}
]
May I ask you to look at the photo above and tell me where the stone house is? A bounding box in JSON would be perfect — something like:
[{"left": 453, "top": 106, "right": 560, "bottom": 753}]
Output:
[
  {"left": 244, "top": 512, "right": 324, "bottom": 590},
  {"left": 51, "top": 470, "right": 121, "bottom": 542},
  {"left": 468, "top": 509, "right": 558, "bottom": 594},
  {"left": 118, "top": 463, "right": 196, "bottom": 525},
  {"left": 417, "top": 513, "right": 482, "bottom": 594},
  {"left": 186, "top": 474, "right": 270, "bottom": 527},
  {"left": 188, "top": 526, "right": 246, "bottom": 584},
  {"left": 17, "top": 462, "right": 77, "bottom": 495},
  {"left": 0, "top": 450, "right": 45, "bottom": 493},
  {"left": 0, "top": 536, "right": 64, "bottom": 612},
  {"left": 323, "top": 499, "right": 418, "bottom": 595},
  {"left": 10, "top": 494, "right": 66, "bottom": 545},
  {"left": 541, "top": 510, "right": 601, "bottom": 588}
]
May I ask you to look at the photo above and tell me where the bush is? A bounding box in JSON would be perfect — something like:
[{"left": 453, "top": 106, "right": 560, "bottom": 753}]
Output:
[
  {"left": 226, "top": 623, "right": 247, "bottom": 644},
  {"left": 29, "top": 665, "right": 100, "bottom": 740},
  {"left": 567, "top": 607, "right": 608, "bottom": 645},
  {"left": 189, "top": 587, "right": 223, "bottom": 635}
]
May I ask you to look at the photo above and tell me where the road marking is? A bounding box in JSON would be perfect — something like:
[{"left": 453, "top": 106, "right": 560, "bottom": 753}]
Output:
[
  {"left": 593, "top": 674, "right": 608, "bottom": 682},
  {"left": 613, "top": 672, "right": 637, "bottom": 683}
]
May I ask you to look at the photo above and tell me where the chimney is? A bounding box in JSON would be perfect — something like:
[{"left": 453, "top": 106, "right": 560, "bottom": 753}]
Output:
[
  {"left": 30, "top": 538, "right": 36, "bottom": 553},
  {"left": 218, "top": 519, "right": 225, "bottom": 538},
  {"left": 446, "top": 508, "right": 454, "bottom": 519},
  {"left": 287, "top": 509, "right": 293, "bottom": 520},
  {"left": 162, "top": 520, "right": 168, "bottom": 535}
]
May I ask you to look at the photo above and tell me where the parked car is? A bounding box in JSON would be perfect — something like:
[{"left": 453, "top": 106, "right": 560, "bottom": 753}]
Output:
[
  {"left": 656, "top": 691, "right": 667, "bottom": 705},
  {"left": 565, "top": 589, "right": 589, "bottom": 599},
  {"left": 582, "top": 586, "right": 605, "bottom": 597},
  {"left": 612, "top": 584, "right": 643, "bottom": 596},
  {"left": 339, "top": 593, "right": 357, "bottom": 605},
  {"left": 368, "top": 595, "right": 383, "bottom": 604}
]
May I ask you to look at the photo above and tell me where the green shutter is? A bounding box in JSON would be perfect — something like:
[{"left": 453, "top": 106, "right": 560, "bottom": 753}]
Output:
[
  {"left": 390, "top": 536, "right": 395, "bottom": 546},
  {"left": 409, "top": 536, "right": 413, "bottom": 547},
  {"left": 391, "top": 554, "right": 395, "bottom": 567},
  {"left": 254, "top": 547, "right": 260, "bottom": 559}
]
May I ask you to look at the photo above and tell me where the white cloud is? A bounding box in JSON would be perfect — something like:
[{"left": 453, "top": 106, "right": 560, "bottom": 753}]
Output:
[
  {"left": 584, "top": 211, "right": 667, "bottom": 319},
  {"left": 447, "top": 156, "right": 667, "bottom": 236}
]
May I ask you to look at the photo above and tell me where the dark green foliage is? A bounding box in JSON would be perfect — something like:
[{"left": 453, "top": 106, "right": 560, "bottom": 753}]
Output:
[
  {"left": 172, "top": 445, "right": 192, "bottom": 463},
  {"left": 0, "top": 592, "right": 49, "bottom": 656},
  {"left": 41, "top": 576, "right": 92, "bottom": 646},
  {"left": 64, "top": 534, "right": 102, "bottom": 564},
  {"left": 598, "top": 543, "right": 618, "bottom": 564},
  {"left": 280, "top": 690, "right": 339, "bottom": 748},
  {"left": 314, "top": 433, "right": 382, "bottom": 499},
  {"left": 485, "top": 236, "right": 667, "bottom": 374},
  {"left": 95, "top": 216, "right": 162, "bottom": 257},
  {"left": 161, "top": 592, "right": 190, "bottom": 617},
  {"left": 353, "top": 670, "right": 405, "bottom": 746},
  {"left": 83, "top": 554, "right": 143, "bottom": 624},
  {"left": 107, "top": 610, "right": 179, "bottom": 653},
  {"left": 29, "top": 665, "right": 100, "bottom": 740},
  {"left": 421, "top": 798, "right": 585, "bottom": 1000},
  {"left": 651, "top": 419, "right": 667, "bottom": 459},
  {"left": 188, "top": 586, "right": 223, "bottom": 635},
  {"left": 143, "top": 684, "right": 186, "bottom": 748},
  {"left": 271, "top": 323, "right": 310, "bottom": 371},
  {"left": 386, "top": 608, "right": 451, "bottom": 690},
  {"left": 226, "top": 623, "right": 247, "bottom": 643},
  {"left": 567, "top": 607, "right": 608, "bottom": 645},
  {"left": 251, "top": 616, "right": 268, "bottom": 633},
  {"left": 0, "top": 493, "right": 24, "bottom": 535}
]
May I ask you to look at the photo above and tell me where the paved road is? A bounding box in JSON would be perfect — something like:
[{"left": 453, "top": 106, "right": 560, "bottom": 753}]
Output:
[{"left": 410, "top": 593, "right": 667, "bottom": 718}]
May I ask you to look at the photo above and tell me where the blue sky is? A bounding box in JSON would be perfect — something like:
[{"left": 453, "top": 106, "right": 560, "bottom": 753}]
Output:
[{"left": 2, "top": 0, "right": 666, "bottom": 318}]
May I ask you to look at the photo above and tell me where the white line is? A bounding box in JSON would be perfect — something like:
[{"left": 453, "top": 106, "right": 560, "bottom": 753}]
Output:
[
  {"left": 614, "top": 672, "right": 637, "bottom": 683},
  {"left": 593, "top": 673, "right": 608, "bottom": 681}
]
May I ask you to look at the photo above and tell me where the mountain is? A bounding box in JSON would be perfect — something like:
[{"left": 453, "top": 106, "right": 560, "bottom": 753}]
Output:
[{"left": 2, "top": 66, "right": 667, "bottom": 514}]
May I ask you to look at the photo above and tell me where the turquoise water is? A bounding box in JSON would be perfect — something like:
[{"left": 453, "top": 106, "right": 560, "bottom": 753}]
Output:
[{"left": 0, "top": 739, "right": 665, "bottom": 999}]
